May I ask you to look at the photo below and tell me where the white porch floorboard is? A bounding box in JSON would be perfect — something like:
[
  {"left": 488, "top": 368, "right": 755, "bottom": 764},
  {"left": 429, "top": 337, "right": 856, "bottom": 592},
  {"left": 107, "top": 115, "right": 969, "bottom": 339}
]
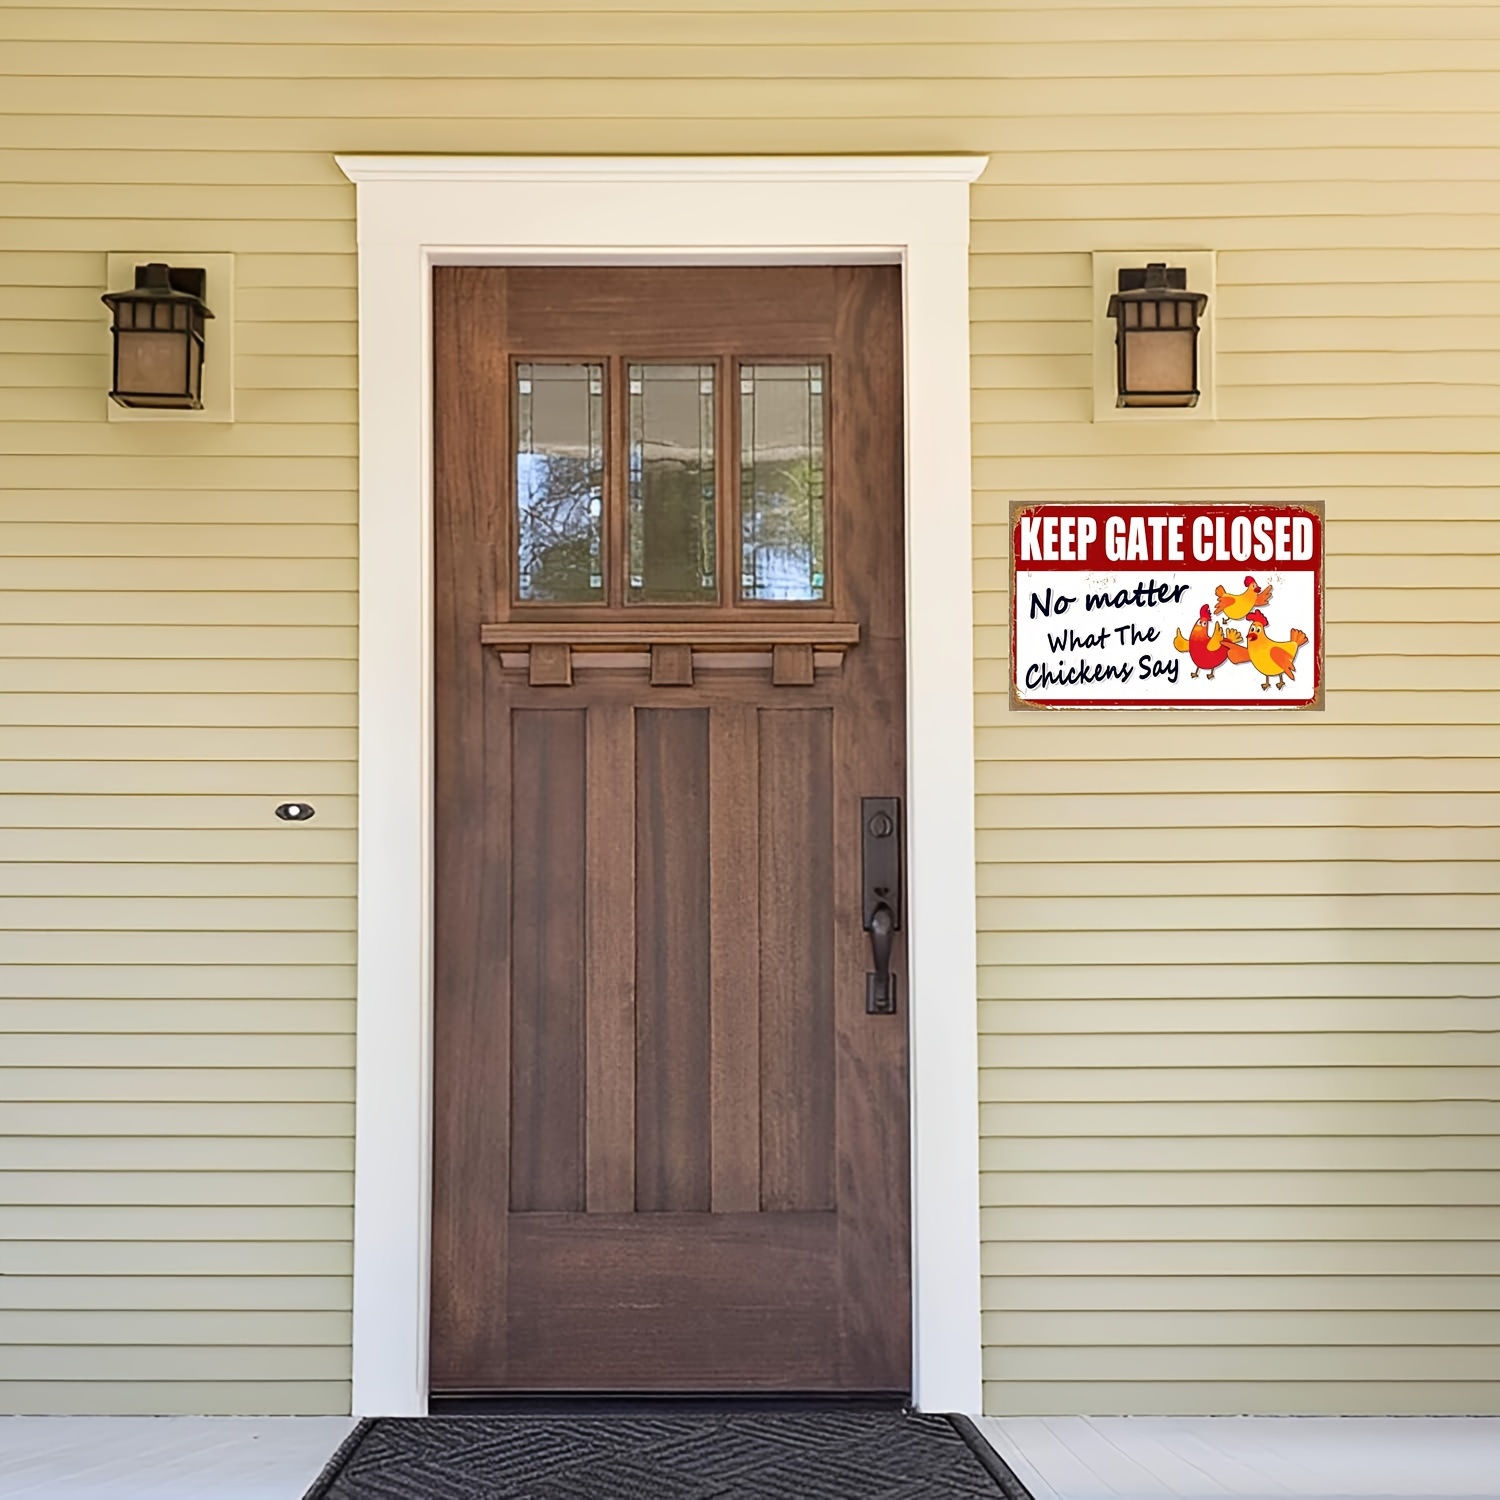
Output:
[
  {"left": 0, "top": 1417, "right": 358, "bottom": 1500},
  {"left": 975, "top": 1417, "right": 1500, "bottom": 1500}
]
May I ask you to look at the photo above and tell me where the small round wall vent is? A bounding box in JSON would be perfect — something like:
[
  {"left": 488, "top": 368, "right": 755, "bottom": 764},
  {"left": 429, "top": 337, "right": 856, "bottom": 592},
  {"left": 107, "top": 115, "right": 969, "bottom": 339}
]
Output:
[{"left": 275, "top": 802, "right": 316, "bottom": 822}]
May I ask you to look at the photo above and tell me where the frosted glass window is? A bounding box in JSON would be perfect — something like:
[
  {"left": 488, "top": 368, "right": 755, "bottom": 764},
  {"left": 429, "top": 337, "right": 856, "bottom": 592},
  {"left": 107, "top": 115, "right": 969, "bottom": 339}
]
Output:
[
  {"left": 515, "top": 363, "right": 605, "bottom": 602},
  {"left": 740, "top": 364, "right": 826, "bottom": 602},
  {"left": 628, "top": 364, "right": 717, "bottom": 603}
]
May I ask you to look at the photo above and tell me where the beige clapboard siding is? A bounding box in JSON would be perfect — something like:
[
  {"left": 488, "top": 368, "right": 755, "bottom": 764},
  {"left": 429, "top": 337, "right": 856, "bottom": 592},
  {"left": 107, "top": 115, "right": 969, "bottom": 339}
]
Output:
[
  {"left": 977, "top": 1172, "right": 1500, "bottom": 1207},
  {"left": 0, "top": 1135, "right": 352, "bottom": 1169},
  {"left": 988, "top": 1275, "right": 1500, "bottom": 1309},
  {"left": 0, "top": 1103, "right": 353, "bottom": 1137},
  {"left": 0, "top": 1172, "right": 350, "bottom": 1206},
  {"left": 3, "top": 1032, "right": 352, "bottom": 1064},
  {"left": 0, "top": 69, "right": 357, "bottom": 1413},
  {"left": 0, "top": 898, "right": 354, "bottom": 931},
  {"left": 0, "top": 765, "right": 355, "bottom": 796},
  {"left": 3, "top": 2, "right": 1497, "bottom": 1419},
  {"left": 9, "top": 84, "right": 1500, "bottom": 130},
  {"left": 0, "top": 864, "right": 354, "bottom": 894},
  {"left": 0, "top": 1275, "right": 349, "bottom": 1309},
  {"left": 0, "top": 1382, "right": 350, "bottom": 1417},
  {"left": 11, "top": 115, "right": 1500, "bottom": 159},
  {"left": 0, "top": 1311, "right": 350, "bottom": 1346},
  {"left": 978, "top": 1382, "right": 1500, "bottom": 1418},
  {"left": 982, "top": 1311, "right": 1500, "bottom": 1344},
  {"left": 0, "top": 1240, "right": 351, "bottom": 1276},
  {"left": 984, "top": 1241, "right": 1500, "bottom": 1276}
]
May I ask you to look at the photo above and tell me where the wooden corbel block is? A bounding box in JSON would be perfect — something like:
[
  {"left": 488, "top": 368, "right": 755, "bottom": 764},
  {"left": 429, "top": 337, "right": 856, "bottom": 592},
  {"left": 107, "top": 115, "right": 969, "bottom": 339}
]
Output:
[
  {"left": 528, "top": 643, "right": 573, "bottom": 686},
  {"left": 650, "top": 644, "right": 695, "bottom": 686},
  {"left": 771, "top": 643, "right": 815, "bottom": 686}
]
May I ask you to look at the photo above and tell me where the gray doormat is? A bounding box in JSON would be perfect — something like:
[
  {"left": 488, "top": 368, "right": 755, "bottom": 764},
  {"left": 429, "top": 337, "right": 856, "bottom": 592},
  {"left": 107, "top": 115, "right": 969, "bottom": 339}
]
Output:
[{"left": 304, "top": 1411, "right": 1033, "bottom": 1499}]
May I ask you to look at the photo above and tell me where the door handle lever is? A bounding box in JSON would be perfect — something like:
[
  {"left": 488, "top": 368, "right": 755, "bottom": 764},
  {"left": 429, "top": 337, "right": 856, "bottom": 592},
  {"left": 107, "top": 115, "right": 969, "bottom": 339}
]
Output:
[{"left": 867, "top": 902, "right": 896, "bottom": 1015}]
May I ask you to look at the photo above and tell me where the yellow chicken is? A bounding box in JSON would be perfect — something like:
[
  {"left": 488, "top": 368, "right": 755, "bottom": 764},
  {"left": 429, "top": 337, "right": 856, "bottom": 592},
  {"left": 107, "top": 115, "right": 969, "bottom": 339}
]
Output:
[
  {"left": 1225, "top": 609, "right": 1307, "bottom": 691},
  {"left": 1214, "top": 575, "right": 1274, "bottom": 620}
]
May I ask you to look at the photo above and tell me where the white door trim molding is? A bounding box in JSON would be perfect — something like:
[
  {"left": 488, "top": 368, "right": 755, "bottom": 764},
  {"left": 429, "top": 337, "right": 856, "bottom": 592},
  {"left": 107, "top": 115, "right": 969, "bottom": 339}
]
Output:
[{"left": 338, "top": 154, "right": 988, "bottom": 1417}]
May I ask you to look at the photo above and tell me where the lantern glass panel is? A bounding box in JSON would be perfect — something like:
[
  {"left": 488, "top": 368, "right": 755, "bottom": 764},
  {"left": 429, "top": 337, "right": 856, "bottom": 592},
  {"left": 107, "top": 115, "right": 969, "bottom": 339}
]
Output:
[
  {"left": 116, "top": 330, "right": 190, "bottom": 397},
  {"left": 1122, "top": 327, "right": 1197, "bottom": 404}
]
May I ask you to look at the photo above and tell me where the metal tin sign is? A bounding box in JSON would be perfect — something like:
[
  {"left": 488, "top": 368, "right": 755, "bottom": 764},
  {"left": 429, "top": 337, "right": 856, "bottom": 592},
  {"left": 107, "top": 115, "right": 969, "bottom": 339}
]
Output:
[{"left": 1011, "top": 502, "right": 1324, "bottom": 710}]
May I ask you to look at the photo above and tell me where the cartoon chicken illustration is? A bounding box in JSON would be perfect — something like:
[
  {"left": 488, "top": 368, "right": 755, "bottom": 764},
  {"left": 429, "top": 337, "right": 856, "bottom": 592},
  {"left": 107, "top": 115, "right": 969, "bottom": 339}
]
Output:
[
  {"left": 1173, "top": 604, "right": 1241, "bottom": 680},
  {"left": 1214, "top": 575, "right": 1274, "bottom": 619},
  {"left": 1225, "top": 609, "right": 1308, "bottom": 691}
]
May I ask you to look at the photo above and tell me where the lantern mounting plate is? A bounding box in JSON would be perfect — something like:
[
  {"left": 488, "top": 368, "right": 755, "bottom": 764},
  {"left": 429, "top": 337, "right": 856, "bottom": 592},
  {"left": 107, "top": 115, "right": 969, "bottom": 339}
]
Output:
[{"left": 105, "top": 251, "right": 236, "bottom": 424}]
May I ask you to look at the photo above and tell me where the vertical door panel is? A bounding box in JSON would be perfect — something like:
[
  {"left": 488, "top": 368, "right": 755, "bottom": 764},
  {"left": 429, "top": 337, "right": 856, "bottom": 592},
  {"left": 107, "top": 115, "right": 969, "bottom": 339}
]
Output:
[
  {"left": 634, "top": 707, "right": 713, "bottom": 1214},
  {"left": 508, "top": 708, "right": 587, "bottom": 1213},
  {"left": 708, "top": 703, "right": 762, "bottom": 1214},
  {"left": 585, "top": 701, "right": 637, "bottom": 1214},
  {"left": 758, "top": 708, "right": 836, "bottom": 1214}
]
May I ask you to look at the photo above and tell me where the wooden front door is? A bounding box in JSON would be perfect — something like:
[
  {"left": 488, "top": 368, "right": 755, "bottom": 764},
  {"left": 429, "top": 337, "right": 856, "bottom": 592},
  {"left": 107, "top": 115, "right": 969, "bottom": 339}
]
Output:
[{"left": 430, "top": 266, "right": 909, "bottom": 1394}]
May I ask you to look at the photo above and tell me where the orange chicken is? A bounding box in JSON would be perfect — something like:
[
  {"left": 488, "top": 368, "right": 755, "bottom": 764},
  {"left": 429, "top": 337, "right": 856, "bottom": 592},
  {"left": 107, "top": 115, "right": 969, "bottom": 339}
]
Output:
[
  {"left": 1225, "top": 609, "right": 1308, "bottom": 691},
  {"left": 1173, "top": 604, "right": 1240, "bottom": 679},
  {"left": 1214, "top": 575, "right": 1274, "bottom": 620}
]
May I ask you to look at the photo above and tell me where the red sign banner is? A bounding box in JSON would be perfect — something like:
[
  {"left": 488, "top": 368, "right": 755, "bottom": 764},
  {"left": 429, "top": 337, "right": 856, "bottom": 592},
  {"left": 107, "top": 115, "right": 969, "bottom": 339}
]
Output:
[{"left": 1010, "top": 502, "right": 1324, "bottom": 710}]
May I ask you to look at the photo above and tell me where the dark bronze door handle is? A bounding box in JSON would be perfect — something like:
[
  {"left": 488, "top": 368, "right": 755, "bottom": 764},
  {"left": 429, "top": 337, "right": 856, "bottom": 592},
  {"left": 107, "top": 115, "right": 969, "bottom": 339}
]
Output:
[
  {"left": 867, "top": 902, "right": 896, "bottom": 1014},
  {"left": 862, "top": 797, "right": 902, "bottom": 1015}
]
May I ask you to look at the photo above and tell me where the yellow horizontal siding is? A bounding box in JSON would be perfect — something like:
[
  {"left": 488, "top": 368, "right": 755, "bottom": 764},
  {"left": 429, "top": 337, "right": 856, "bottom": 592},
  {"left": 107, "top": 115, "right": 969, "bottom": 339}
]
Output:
[
  {"left": 977, "top": 1383, "right": 1500, "bottom": 1418},
  {"left": 2, "top": 1032, "right": 353, "bottom": 1063},
  {"left": 2, "top": 0, "right": 1496, "bottom": 1419},
  {"left": 0, "top": 1382, "right": 350, "bottom": 1417},
  {"left": 0, "top": 1136, "right": 352, "bottom": 1169},
  {"left": 984, "top": 1242, "right": 1500, "bottom": 1276},
  {"left": 972, "top": 134, "right": 1496, "bottom": 1397},
  {"left": 0, "top": 1170, "right": 350, "bottom": 1204},
  {"left": 988, "top": 1276, "right": 1500, "bottom": 1309},
  {"left": 0, "top": 1002, "right": 351, "bottom": 1038},
  {"left": 0, "top": 1275, "right": 349, "bottom": 1309},
  {"left": 0, "top": 17, "right": 360, "bottom": 1405},
  {"left": 0, "top": 765, "right": 356, "bottom": 794},
  {"left": 3, "top": 1347, "right": 348, "bottom": 1379},
  {"left": 981, "top": 1137, "right": 1500, "bottom": 1170},
  {"left": 0, "top": 1104, "right": 354, "bottom": 1135},
  {"left": 0, "top": 1241, "right": 351, "bottom": 1275}
]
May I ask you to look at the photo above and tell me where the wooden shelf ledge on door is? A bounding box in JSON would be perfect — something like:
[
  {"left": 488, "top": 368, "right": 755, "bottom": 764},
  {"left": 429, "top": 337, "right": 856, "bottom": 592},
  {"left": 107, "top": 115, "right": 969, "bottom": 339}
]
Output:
[{"left": 479, "top": 621, "right": 860, "bottom": 688}]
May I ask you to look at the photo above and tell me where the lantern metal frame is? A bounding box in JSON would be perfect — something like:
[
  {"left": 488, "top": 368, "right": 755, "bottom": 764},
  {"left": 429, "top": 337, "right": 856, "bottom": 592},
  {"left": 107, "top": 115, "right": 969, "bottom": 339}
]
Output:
[
  {"left": 1105, "top": 262, "right": 1209, "bottom": 409},
  {"left": 101, "top": 261, "right": 215, "bottom": 410}
]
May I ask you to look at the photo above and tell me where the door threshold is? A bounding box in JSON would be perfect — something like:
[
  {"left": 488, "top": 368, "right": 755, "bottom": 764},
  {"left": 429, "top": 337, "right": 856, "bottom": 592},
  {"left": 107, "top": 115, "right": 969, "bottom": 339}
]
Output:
[{"left": 428, "top": 1392, "right": 909, "bottom": 1416}]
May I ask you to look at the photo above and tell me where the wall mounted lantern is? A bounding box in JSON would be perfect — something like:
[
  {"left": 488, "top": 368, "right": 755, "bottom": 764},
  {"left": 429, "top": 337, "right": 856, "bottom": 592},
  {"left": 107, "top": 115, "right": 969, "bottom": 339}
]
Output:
[
  {"left": 1105, "top": 263, "right": 1208, "bottom": 408},
  {"left": 101, "top": 262, "right": 214, "bottom": 410}
]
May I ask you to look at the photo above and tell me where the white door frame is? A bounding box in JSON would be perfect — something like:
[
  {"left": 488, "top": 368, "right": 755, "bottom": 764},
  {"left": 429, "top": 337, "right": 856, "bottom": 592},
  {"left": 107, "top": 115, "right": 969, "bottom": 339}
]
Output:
[{"left": 337, "top": 155, "right": 987, "bottom": 1417}]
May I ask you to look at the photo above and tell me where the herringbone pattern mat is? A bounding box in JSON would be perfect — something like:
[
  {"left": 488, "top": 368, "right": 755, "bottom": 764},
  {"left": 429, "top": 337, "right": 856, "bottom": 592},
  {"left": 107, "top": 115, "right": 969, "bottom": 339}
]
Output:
[{"left": 308, "top": 1411, "right": 1016, "bottom": 1499}]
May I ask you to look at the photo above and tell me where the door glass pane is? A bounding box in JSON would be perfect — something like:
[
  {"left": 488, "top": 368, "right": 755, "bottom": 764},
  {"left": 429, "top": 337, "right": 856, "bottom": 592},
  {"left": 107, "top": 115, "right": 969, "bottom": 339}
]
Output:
[
  {"left": 515, "top": 362, "right": 605, "bottom": 602},
  {"left": 740, "top": 364, "right": 826, "bottom": 602},
  {"left": 628, "top": 363, "right": 717, "bottom": 603}
]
